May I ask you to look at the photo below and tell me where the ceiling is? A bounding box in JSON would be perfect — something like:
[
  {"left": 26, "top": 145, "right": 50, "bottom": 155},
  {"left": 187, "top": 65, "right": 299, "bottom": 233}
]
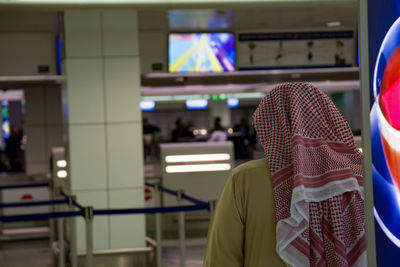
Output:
[
  {"left": 0, "top": 0, "right": 358, "bottom": 12},
  {"left": 138, "top": 6, "right": 358, "bottom": 31},
  {"left": 0, "top": 4, "right": 358, "bottom": 33}
]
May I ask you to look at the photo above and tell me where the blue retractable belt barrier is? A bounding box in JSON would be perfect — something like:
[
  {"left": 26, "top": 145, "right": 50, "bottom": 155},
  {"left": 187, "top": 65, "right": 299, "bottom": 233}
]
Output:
[
  {"left": 0, "top": 199, "right": 67, "bottom": 209},
  {"left": 71, "top": 200, "right": 83, "bottom": 210},
  {"left": 60, "top": 190, "right": 84, "bottom": 210},
  {"left": 93, "top": 203, "right": 209, "bottom": 216},
  {"left": 158, "top": 185, "right": 178, "bottom": 197},
  {"left": 145, "top": 182, "right": 207, "bottom": 204},
  {"left": 0, "top": 183, "right": 49, "bottom": 190},
  {"left": 0, "top": 210, "right": 83, "bottom": 222},
  {"left": 181, "top": 193, "right": 207, "bottom": 205},
  {"left": 145, "top": 182, "right": 178, "bottom": 196},
  {"left": 0, "top": 184, "right": 211, "bottom": 222},
  {"left": 144, "top": 182, "right": 154, "bottom": 188}
]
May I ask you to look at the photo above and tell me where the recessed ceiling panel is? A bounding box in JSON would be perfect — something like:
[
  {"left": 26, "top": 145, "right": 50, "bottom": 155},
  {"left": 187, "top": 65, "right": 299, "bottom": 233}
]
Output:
[{"left": 168, "top": 9, "right": 233, "bottom": 31}]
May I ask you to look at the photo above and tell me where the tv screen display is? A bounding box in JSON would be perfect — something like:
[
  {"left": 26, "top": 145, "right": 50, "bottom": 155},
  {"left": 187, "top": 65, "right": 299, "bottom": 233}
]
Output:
[{"left": 168, "top": 33, "right": 235, "bottom": 73}]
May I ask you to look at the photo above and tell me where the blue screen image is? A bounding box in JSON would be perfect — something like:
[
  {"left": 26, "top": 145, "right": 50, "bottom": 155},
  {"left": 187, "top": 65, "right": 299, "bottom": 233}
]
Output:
[{"left": 169, "top": 33, "right": 235, "bottom": 73}]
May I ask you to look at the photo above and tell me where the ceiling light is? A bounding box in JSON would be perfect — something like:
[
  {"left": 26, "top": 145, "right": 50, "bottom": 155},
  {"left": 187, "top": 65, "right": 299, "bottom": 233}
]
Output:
[
  {"left": 140, "top": 100, "right": 155, "bottom": 111},
  {"left": 57, "top": 160, "right": 67, "bottom": 168},
  {"left": 227, "top": 98, "right": 239, "bottom": 108},
  {"left": 186, "top": 99, "right": 208, "bottom": 110},
  {"left": 165, "top": 153, "right": 231, "bottom": 163},
  {"left": 57, "top": 170, "right": 68, "bottom": 178},
  {"left": 166, "top": 163, "right": 231, "bottom": 173}
]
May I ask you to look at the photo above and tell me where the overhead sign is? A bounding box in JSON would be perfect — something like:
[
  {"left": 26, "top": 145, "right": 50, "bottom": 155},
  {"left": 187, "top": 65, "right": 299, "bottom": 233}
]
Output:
[
  {"left": 237, "top": 31, "right": 355, "bottom": 70},
  {"left": 210, "top": 94, "right": 227, "bottom": 101}
]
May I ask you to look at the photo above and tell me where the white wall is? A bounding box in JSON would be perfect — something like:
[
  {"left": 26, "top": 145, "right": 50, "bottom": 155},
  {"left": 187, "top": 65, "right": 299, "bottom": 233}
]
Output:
[
  {"left": 139, "top": 31, "right": 167, "bottom": 73},
  {"left": 0, "top": 12, "right": 58, "bottom": 76},
  {"left": 0, "top": 33, "right": 57, "bottom": 76}
]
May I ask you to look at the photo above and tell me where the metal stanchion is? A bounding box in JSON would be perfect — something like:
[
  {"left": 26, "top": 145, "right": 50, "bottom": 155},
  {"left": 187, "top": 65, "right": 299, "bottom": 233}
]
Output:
[
  {"left": 49, "top": 218, "right": 55, "bottom": 248},
  {"left": 84, "top": 206, "right": 94, "bottom": 267},
  {"left": 55, "top": 186, "right": 65, "bottom": 267},
  {"left": 67, "top": 196, "right": 78, "bottom": 267},
  {"left": 57, "top": 216, "right": 65, "bottom": 267},
  {"left": 49, "top": 181, "right": 55, "bottom": 247},
  {"left": 154, "top": 184, "right": 162, "bottom": 267},
  {"left": 177, "top": 190, "right": 186, "bottom": 267}
]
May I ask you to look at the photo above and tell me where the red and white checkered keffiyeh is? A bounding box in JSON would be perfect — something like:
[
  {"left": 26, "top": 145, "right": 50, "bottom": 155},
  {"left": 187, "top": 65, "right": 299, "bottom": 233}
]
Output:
[{"left": 253, "top": 83, "right": 366, "bottom": 267}]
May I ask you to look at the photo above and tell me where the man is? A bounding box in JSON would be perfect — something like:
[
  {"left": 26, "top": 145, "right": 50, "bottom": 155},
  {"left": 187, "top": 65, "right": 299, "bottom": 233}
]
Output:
[{"left": 203, "top": 83, "right": 366, "bottom": 267}]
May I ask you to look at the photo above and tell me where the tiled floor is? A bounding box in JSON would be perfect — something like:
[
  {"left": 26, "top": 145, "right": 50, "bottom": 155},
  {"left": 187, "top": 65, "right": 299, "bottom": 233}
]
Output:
[
  {"left": 0, "top": 238, "right": 206, "bottom": 267},
  {"left": 0, "top": 239, "right": 53, "bottom": 267},
  {"left": 163, "top": 238, "right": 206, "bottom": 267}
]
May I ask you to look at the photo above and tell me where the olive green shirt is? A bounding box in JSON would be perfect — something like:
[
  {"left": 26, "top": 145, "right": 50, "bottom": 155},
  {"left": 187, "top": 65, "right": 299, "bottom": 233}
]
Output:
[{"left": 203, "top": 158, "right": 285, "bottom": 267}]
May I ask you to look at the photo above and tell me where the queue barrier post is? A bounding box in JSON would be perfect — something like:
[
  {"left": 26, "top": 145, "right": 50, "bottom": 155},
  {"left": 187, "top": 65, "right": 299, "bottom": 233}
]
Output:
[
  {"left": 55, "top": 186, "right": 65, "bottom": 267},
  {"left": 177, "top": 190, "right": 186, "bottom": 267},
  {"left": 67, "top": 196, "right": 78, "bottom": 267},
  {"left": 49, "top": 180, "right": 55, "bottom": 247},
  {"left": 84, "top": 206, "right": 94, "bottom": 267},
  {"left": 57, "top": 214, "right": 65, "bottom": 267},
  {"left": 55, "top": 186, "right": 64, "bottom": 200},
  {"left": 154, "top": 183, "right": 162, "bottom": 267}
]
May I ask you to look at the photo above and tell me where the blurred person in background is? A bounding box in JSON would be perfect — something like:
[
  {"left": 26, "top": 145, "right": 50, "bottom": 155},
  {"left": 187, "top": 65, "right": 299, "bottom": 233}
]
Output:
[
  {"left": 182, "top": 120, "right": 195, "bottom": 138},
  {"left": 6, "top": 125, "right": 23, "bottom": 172},
  {"left": 232, "top": 117, "right": 251, "bottom": 158},
  {"left": 203, "top": 83, "right": 365, "bottom": 267},
  {"left": 208, "top": 116, "right": 227, "bottom": 142},
  {"left": 233, "top": 117, "right": 250, "bottom": 141},
  {"left": 171, "top": 117, "right": 185, "bottom": 142},
  {"left": 143, "top": 117, "right": 160, "bottom": 135},
  {"left": 142, "top": 118, "right": 160, "bottom": 162}
]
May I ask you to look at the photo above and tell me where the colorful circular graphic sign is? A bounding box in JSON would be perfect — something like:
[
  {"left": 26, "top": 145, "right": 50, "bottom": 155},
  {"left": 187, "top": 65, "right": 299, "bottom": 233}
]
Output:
[{"left": 372, "top": 16, "right": 400, "bottom": 248}]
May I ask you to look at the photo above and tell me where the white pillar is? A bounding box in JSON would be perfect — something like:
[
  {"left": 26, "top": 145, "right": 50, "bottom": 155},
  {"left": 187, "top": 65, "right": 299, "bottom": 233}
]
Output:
[{"left": 64, "top": 10, "right": 145, "bottom": 252}]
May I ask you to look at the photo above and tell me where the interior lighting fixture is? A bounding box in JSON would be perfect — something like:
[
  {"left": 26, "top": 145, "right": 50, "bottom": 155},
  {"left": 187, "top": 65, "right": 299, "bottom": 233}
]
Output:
[
  {"left": 227, "top": 128, "right": 234, "bottom": 134},
  {"left": 57, "top": 170, "right": 68, "bottom": 178},
  {"left": 56, "top": 160, "right": 67, "bottom": 168},
  {"left": 186, "top": 99, "right": 208, "bottom": 110},
  {"left": 140, "top": 100, "right": 155, "bottom": 111},
  {"left": 200, "top": 129, "right": 207, "bottom": 135},
  {"left": 166, "top": 163, "right": 231, "bottom": 173},
  {"left": 165, "top": 153, "right": 231, "bottom": 163},
  {"left": 327, "top": 21, "right": 342, "bottom": 27},
  {"left": 227, "top": 98, "right": 239, "bottom": 108}
]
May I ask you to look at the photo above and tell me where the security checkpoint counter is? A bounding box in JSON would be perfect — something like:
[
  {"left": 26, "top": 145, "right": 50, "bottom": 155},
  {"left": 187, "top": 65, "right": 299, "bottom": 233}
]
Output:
[{"left": 150, "top": 142, "right": 234, "bottom": 238}]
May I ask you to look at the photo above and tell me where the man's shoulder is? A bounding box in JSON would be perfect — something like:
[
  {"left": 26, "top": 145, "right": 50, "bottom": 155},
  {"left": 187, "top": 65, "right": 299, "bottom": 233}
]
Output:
[{"left": 231, "top": 158, "right": 269, "bottom": 177}]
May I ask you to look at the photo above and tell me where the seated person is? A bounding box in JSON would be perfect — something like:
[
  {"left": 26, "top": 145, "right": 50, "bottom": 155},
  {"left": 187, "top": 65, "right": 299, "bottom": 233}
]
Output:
[{"left": 208, "top": 117, "right": 227, "bottom": 142}]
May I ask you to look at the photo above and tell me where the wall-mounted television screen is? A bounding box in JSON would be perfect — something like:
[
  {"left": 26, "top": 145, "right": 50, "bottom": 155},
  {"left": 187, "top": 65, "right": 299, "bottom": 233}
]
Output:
[{"left": 168, "top": 33, "right": 235, "bottom": 73}]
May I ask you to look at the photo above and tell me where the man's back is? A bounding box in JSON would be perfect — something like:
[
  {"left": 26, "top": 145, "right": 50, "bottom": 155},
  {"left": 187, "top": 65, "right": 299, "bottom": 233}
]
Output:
[{"left": 203, "top": 158, "right": 285, "bottom": 267}]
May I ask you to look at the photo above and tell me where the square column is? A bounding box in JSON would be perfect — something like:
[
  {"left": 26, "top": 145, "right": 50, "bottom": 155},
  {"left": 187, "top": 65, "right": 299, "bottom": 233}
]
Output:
[{"left": 64, "top": 10, "right": 145, "bottom": 252}]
